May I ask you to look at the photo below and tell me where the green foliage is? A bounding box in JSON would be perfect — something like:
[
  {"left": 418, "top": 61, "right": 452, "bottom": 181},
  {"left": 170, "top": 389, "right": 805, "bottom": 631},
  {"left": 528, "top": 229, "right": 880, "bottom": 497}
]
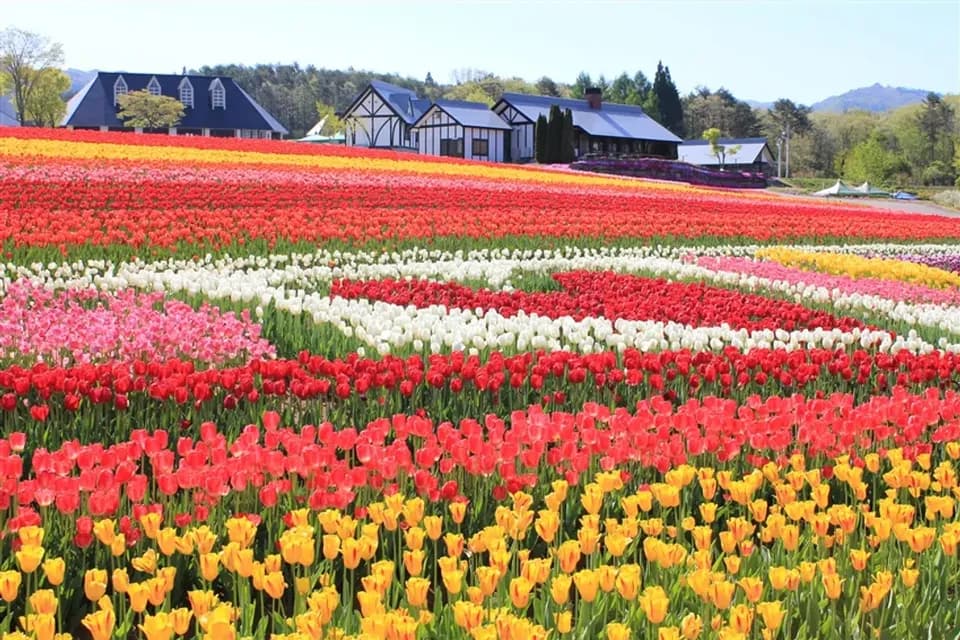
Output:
[
  {"left": 313, "top": 102, "right": 344, "bottom": 135},
  {"left": 116, "top": 90, "right": 185, "bottom": 129},
  {"left": 546, "top": 104, "right": 562, "bottom": 162},
  {"left": 0, "top": 26, "right": 64, "bottom": 125},
  {"left": 11, "top": 67, "right": 69, "bottom": 126},
  {"left": 560, "top": 108, "right": 575, "bottom": 163},
  {"left": 841, "top": 132, "right": 910, "bottom": 186},
  {"left": 683, "top": 87, "right": 759, "bottom": 139},
  {"left": 933, "top": 190, "right": 960, "bottom": 210},
  {"left": 651, "top": 61, "right": 684, "bottom": 136},
  {"left": 534, "top": 114, "right": 548, "bottom": 163},
  {"left": 701, "top": 127, "right": 740, "bottom": 169},
  {"left": 570, "top": 72, "right": 592, "bottom": 99},
  {"left": 920, "top": 160, "right": 955, "bottom": 186},
  {"left": 535, "top": 76, "right": 560, "bottom": 97}
]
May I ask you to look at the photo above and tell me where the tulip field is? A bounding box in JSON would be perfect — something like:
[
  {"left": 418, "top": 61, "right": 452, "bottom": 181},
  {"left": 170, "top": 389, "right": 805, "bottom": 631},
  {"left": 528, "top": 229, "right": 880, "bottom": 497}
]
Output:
[{"left": 3, "top": 128, "right": 960, "bottom": 640}]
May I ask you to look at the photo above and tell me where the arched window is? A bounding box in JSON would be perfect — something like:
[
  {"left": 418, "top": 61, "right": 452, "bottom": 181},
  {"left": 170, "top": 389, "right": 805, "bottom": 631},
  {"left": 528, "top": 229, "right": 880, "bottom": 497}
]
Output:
[
  {"left": 113, "top": 75, "right": 128, "bottom": 106},
  {"left": 209, "top": 78, "right": 226, "bottom": 110},
  {"left": 178, "top": 77, "right": 194, "bottom": 109},
  {"left": 146, "top": 76, "right": 161, "bottom": 96}
]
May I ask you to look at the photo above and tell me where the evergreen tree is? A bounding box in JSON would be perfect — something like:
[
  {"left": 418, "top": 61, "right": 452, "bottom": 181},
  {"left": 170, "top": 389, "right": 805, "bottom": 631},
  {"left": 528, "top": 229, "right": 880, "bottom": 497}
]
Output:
[
  {"left": 546, "top": 105, "right": 563, "bottom": 162},
  {"left": 535, "top": 114, "right": 549, "bottom": 163},
  {"left": 560, "top": 108, "right": 575, "bottom": 162},
  {"left": 651, "top": 61, "right": 684, "bottom": 136}
]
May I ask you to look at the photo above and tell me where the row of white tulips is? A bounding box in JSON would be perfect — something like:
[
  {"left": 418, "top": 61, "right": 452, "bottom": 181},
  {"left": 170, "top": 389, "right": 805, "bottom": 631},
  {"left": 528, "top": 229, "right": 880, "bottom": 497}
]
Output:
[{"left": 1, "top": 245, "right": 955, "bottom": 356}]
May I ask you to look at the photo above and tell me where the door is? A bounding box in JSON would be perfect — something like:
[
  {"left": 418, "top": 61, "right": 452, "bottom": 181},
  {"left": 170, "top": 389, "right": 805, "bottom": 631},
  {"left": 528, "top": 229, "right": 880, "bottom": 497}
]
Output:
[{"left": 503, "top": 130, "right": 512, "bottom": 162}]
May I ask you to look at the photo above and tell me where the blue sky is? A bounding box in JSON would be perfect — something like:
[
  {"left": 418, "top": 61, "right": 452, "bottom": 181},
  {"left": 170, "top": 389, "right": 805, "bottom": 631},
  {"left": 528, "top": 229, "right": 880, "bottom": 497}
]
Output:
[{"left": 5, "top": 1, "right": 959, "bottom": 104}]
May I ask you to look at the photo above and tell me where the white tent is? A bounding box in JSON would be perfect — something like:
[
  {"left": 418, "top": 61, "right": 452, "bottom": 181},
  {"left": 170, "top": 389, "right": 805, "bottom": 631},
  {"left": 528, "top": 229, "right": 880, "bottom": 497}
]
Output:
[
  {"left": 854, "top": 182, "right": 890, "bottom": 197},
  {"left": 813, "top": 180, "right": 866, "bottom": 197}
]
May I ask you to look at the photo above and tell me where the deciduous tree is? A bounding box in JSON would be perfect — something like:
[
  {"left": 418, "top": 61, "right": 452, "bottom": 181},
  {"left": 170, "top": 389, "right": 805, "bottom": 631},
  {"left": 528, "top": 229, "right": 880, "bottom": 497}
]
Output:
[
  {"left": 19, "top": 67, "right": 69, "bottom": 127},
  {"left": 702, "top": 127, "right": 741, "bottom": 169},
  {"left": 117, "top": 90, "right": 185, "bottom": 129},
  {"left": 0, "top": 27, "right": 64, "bottom": 125},
  {"left": 313, "top": 102, "right": 344, "bottom": 135}
]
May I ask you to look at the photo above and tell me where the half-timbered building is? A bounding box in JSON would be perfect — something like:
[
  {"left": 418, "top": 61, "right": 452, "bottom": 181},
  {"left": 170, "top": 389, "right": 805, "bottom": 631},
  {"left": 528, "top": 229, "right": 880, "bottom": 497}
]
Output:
[
  {"left": 493, "top": 89, "right": 682, "bottom": 161},
  {"left": 340, "top": 80, "right": 430, "bottom": 150},
  {"left": 411, "top": 100, "right": 511, "bottom": 162}
]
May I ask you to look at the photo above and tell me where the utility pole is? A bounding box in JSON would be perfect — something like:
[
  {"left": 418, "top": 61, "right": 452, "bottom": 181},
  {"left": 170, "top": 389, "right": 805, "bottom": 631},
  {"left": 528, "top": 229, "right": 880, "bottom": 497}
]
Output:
[{"left": 785, "top": 121, "right": 791, "bottom": 179}]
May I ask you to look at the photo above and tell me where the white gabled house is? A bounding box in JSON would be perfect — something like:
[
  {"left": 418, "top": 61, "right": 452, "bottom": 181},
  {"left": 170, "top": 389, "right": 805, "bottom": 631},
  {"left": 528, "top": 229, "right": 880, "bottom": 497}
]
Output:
[
  {"left": 339, "top": 80, "right": 430, "bottom": 150},
  {"left": 411, "top": 100, "right": 511, "bottom": 161}
]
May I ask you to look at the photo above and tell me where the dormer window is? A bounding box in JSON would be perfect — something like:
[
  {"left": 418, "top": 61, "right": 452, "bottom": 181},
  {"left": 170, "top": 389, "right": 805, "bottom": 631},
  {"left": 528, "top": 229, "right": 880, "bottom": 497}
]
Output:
[
  {"left": 178, "top": 77, "right": 194, "bottom": 109},
  {"left": 146, "top": 76, "right": 161, "bottom": 96},
  {"left": 209, "top": 78, "right": 226, "bottom": 110},
  {"left": 113, "top": 75, "right": 128, "bottom": 106}
]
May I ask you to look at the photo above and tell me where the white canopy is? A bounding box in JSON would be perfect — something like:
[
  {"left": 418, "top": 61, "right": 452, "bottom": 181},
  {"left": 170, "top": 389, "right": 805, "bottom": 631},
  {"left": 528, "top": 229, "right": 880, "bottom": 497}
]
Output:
[{"left": 813, "top": 180, "right": 866, "bottom": 197}]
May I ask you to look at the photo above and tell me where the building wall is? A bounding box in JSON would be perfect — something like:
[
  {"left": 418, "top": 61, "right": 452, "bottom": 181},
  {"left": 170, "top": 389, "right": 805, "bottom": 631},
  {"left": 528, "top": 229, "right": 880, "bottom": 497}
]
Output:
[
  {"left": 414, "top": 108, "right": 505, "bottom": 162},
  {"left": 345, "top": 89, "right": 411, "bottom": 148},
  {"left": 463, "top": 128, "right": 504, "bottom": 163},
  {"left": 493, "top": 103, "right": 534, "bottom": 161}
]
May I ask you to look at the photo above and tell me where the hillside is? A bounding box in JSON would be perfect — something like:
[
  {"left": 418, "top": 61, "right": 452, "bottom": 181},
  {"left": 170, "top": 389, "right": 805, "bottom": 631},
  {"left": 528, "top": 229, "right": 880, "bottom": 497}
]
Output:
[{"left": 811, "top": 83, "right": 935, "bottom": 113}]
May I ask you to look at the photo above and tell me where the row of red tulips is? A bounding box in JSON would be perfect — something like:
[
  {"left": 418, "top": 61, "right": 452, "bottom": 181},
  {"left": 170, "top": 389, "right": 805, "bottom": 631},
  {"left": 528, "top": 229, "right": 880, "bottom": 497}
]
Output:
[
  {"left": 3, "top": 346, "right": 960, "bottom": 450},
  {"left": 331, "top": 272, "right": 869, "bottom": 333},
  {"left": 1, "top": 389, "right": 956, "bottom": 524}
]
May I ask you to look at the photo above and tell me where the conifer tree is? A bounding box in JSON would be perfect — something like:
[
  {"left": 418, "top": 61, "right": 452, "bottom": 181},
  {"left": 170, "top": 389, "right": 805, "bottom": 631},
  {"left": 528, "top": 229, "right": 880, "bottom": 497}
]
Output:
[{"left": 535, "top": 113, "right": 549, "bottom": 163}]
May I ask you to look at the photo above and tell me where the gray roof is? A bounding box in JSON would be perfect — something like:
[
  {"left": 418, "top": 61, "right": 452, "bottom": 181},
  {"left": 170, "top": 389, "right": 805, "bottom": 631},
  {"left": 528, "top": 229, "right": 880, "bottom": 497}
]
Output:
[
  {"left": 678, "top": 137, "right": 772, "bottom": 166},
  {"left": 363, "top": 80, "right": 430, "bottom": 124},
  {"left": 413, "top": 100, "right": 512, "bottom": 130},
  {"left": 495, "top": 93, "right": 682, "bottom": 143}
]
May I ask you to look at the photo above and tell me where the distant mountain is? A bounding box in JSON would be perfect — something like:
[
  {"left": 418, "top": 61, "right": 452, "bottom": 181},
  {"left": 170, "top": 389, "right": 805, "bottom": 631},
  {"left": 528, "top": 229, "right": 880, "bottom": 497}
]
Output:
[
  {"left": 810, "top": 83, "right": 935, "bottom": 113},
  {"left": 744, "top": 99, "right": 773, "bottom": 110}
]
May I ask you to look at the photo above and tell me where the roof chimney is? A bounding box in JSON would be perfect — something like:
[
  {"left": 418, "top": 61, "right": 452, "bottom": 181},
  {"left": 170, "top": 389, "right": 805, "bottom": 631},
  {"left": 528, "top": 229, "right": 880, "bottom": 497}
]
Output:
[{"left": 585, "top": 87, "right": 602, "bottom": 109}]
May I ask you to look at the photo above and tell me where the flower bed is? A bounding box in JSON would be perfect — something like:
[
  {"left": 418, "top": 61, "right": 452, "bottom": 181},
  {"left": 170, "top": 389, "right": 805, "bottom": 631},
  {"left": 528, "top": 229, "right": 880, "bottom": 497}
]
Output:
[{"left": 0, "top": 128, "right": 959, "bottom": 639}]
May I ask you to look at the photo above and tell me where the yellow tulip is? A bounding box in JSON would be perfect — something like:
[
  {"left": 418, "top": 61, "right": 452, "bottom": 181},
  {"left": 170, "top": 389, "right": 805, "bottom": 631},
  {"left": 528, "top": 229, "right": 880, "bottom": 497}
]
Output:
[
  {"left": 16, "top": 544, "right": 44, "bottom": 573},
  {"left": 224, "top": 517, "right": 257, "bottom": 548},
  {"left": 615, "top": 564, "right": 642, "bottom": 601},
  {"left": 42, "top": 558, "right": 65, "bottom": 587},
  {"left": 738, "top": 577, "right": 763, "bottom": 603},
  {"left": 81, "top": 606, "right": 116, "bottom": 640},
  {"left": 0, "top": 570, "right": 22, "bottom": 602},
  {"left": 535, "top": 509, "right": 560, "bottom": 543},
  {"left": 156, "top": 528, "right": 178, "bottom": 556},
  {"left": 555, "top": 610, "right": 572, "bottom": 634},
  {"left": 19, "top": 613, "right": 55, "bottom": 640},
  {"left": 28, "top": 589, "right": 57, "bottom": 615},
  {"left": 709, "top": 580, "right": 736, "bottom": 610},
  {"left": 111, "top": 568, "right": 130, "bottom": 594},
  {"left": 200, "top": 552, "right": 220, "bottom": 582},
  {"left": 341, "top": 537, "right": 362, "bottom": 570},
  {"left": 606, "top": 622, "right": 631, "bottom": 640},
  {"left": 509, "top": 576, "right": 534, "bottom": 608},
  {"left": 557, "top": 540, "right": 582, "bottom": 574},
  {"left": 405, "top": 577, "right": 430, "bottom": 608},
  {"left": 264, "top": 571, "right": 286, "bottom": 599},
  {"left": 550, "top": 574, "right": 572, "bottom": 605},
  {"left": 639, "top": 586, "right": 669, "bottom": 624},
  {"left": 728, "top": 604, "right": 754, "bottom": 634},
  {"left": 127, "top": 582, "right": 150, "bottom": 613},
  {"left": 139, "top": 612, "right": 174, "bottom": 640},
  {"left": 680, "top": 613, "right": 704, "bottom": 639},
  {"left": 573, "top": 569, "right": 599, "bottom": 603},
  {"left": 821, "top": 573, "right": 844, "bottom": 600},
  {"left": 169, "top": 608, "right": 193, "bottom": 636},
  {"left": 93, "top": 519, "right": 116, "bottom": 546},
  {"left": 756, "top": 601, "right": 785, "bottom": 631},
  {"left": 448, "top": 501, "right": 467, "bottom": 525},
  {"left": 84, "top": 569, "right": 108, "bottom": 602},
  {"left": 849, "top": 549, "right": 870, "bottom": 572}
]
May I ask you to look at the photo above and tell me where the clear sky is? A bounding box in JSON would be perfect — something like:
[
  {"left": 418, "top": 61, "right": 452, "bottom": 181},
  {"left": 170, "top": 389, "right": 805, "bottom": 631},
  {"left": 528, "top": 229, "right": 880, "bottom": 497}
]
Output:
[{"left": 5, "top": 0, "right": 959, "bottom": 105}]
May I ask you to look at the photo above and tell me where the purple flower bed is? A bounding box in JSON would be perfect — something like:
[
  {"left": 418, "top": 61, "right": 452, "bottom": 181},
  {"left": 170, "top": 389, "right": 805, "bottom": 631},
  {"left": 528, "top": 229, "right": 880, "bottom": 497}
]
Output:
[
  {"left": 570, "top": 156, "right": 768, "bottom": 189},
  {"left": 896, "top": 253, "right": 960, "bottom": 273}
]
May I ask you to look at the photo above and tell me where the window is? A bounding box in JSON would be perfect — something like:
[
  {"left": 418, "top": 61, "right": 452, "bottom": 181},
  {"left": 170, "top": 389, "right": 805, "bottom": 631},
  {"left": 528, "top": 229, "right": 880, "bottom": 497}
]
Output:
[
  {"left": 210, "top": 78, "right": 226, "bottom": 110},
  {"left": 178, "top": 78, "right": 194, "bottom": 108},
  {"left": 471, "top": 138, "right": 489, "bottom": 157},
  {"left": 146, "top": 76, "right": 161, "bottom": 96},
  {"left": 439, "top": 138, "right": 463, "bottom": 157},
  {"left": 113, "top": 75, "right": 128, "bottom": 106}
]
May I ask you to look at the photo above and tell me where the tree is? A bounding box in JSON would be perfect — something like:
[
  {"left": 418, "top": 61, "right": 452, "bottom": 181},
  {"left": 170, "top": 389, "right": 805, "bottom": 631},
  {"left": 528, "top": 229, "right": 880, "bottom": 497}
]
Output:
[
  {"left": 651, "top": 61, "right": 684, "bottom": 136},
  {"left": 546, "top": 104, "right": 563, "bottom": 163},
  {"left": 19, "top": 67, "right": 69, "bottom": 126},
  {"left": 768, "top": 98, "right": 812, "bottom": 178},
  {"left": 314, "top": 102, "right": 344, "bottom": 135},
  {"left": 916, "top": 93, "right": 955, "bottom": 170},
  {"left": 683, "top": 87, "right": 760, "bottom": 139},
  {"left": 841, "top": 132, "right": 909, "bottom": 186},
  {"left": 570, "top": 72, "right": 593, "bottom": 98},
  {"left": 116, "top": 90, "right": 185, "bottom": 129},
  {"left": 560, "top": 108, "right": 575, "bottom": 162},
  {"left": 701, "top": 127, "right": 741, "bottom": 170},
  {"left": 0, "top": 27, "right": 64, "bottom": 125},
  {"left": 535, "top": 114, "right": 549, "bottom": 163},
  {"left": 536, "top": 76, "right": 560, "bottom": 97}
]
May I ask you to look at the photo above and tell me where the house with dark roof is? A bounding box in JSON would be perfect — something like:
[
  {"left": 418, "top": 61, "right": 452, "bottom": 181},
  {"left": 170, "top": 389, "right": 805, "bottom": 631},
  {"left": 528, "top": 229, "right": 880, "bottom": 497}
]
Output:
[
  {"left": 492, "top": 89, "right": 682, "bottom": 161},
  {"left": 411, "top": 100, "right": 512, "bottom": 161},
  {"left": 340, "top": 80, "right": 430, "bottom": 150},
  {"left": 677, "top": 137, "right": 775, "bottom": 173},
  {"left": 61, "top": 71, "right": 288, "bottom": 139}
]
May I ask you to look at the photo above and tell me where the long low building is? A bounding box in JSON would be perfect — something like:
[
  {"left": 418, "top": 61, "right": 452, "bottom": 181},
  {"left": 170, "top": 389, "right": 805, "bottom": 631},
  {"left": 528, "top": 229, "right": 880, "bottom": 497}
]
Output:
[
  {"left": 341, "top": 82, "right": 682, "bottom": 163},
  {"left": 677, "top": 137, "right": 775, "bottom": 173}
]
